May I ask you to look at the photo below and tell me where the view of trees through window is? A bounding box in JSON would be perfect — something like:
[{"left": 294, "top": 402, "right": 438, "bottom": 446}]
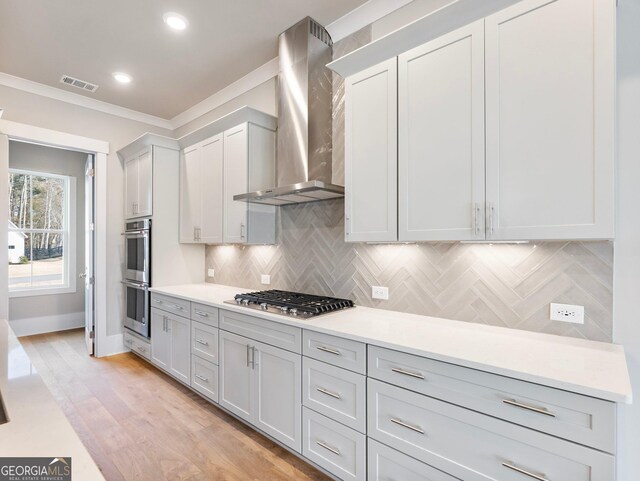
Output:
[{"left": 7, "top": 170, "right": 68, "bottom": 290}]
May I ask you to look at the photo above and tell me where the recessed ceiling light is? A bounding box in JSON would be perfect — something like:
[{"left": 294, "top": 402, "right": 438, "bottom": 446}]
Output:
[
  {"left": 113, "top": 72, "right": 132, "bottom": 84},
  {"left": 163, "top": 12, "right": 188, "bottom": 30}
]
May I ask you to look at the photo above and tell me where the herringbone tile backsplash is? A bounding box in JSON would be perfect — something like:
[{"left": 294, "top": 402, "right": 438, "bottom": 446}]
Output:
[
  {"left": 204, "top": 25, "right": 613, "bottom": 342},
  {"left": 205, "top": 199, "right": 613, "bottom": 342}
]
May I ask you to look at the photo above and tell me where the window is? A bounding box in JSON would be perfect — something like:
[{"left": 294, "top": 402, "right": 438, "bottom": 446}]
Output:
[{"left": 7, "top": 169, "right": 76, "bottom": 297}]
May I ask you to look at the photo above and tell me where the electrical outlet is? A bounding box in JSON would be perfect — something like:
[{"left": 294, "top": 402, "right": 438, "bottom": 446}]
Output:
[
  {"left": 261, "top": 274, "right": 271, "bottom": 285},
  {"left": 372, "top": 286, "right": 389, "bottom": 300},
  {"left": 207, "top": 268, "right": 215, "bottom": 278},
  {"left": 550, "top": 303, "right": 584, "bottom": 324}
]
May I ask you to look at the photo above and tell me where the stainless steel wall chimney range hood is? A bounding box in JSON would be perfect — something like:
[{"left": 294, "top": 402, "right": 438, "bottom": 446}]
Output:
[{"left": 233, "top": 17, "right": 344, "bottom": 206}]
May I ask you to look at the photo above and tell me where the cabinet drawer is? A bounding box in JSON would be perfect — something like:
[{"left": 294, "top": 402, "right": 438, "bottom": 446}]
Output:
[
  {"left": 368, "top": 346, "right": 615, "bottom": 452},
  {"left": 303, "top": 357, "right": 366, "bottom": 433},
  {"left": 368, "top": 438, "right": 460, "bottom": 481},
  {"left": 124, "top": 331, "right": 150, "bottom": 360},
  {"left": 190, "top": 302, "right": 219, "bottom": 327},
  {"left": 368, "top": 379, "right": 614, "bottom": 481},
  {"left": 191, "top": 321, "right": 219, "bottom": 364},
  {"left": 302, "top": 407, "right": 366, "bottom": 481},
  {"left": 151, "top": 293, "right": 190, "bottom": 317},
  {"left": 303, "top": 330, "right": 366, "bottom": 374},
  {"left": 220, "top": 309, "right": 301, "bottom": 354},
  {"left": 191, "top": 355, "right": 218, "bottom": 403}
]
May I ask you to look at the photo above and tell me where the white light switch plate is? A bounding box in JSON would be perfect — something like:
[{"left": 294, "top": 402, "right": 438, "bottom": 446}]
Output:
[
  {"left": 207, "top": 268, "right": 215, "bottom": 278},
  {"left": 550, "top": 303, "right": 584, "bottom": 324},
  {"left": 372, "top": 286, "right": 389, "bottom": 300},
  {"left": 261, "top": 274, "right": 271, "bottom": 285}
]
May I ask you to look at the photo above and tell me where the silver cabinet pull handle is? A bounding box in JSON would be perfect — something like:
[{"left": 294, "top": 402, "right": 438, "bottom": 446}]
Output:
[
  {"left": 316, "top": 441, "right": 340, "bottom": 456},
  {"left": 316, "top": 387, "right": 341, "bottom": 400},
  {"left": 138, "top": 347, "right": 147, "bottom": 353},
  {"left": 246, "top": 344, "right": 251, "bottom": 367},
  {"left": 251, "top": 346, "right": 258, "bottom": 369},
  {"left": 194, "top": 310, "right": 209, "bottom": 317},
  {"left": 154, "top": 299, "right": 162, "bottom": 304},
  {"left": 195, "top": 339, "right": 209, "bottom": 346},
  {"left": 240, "top": 222, "right": 245, "bottom": 240},
  {"left": 502, "top": 462, "right": 549, "bottom": 481},
  {"left": 391, "top": 367, "right": 425, "bottom": 380},
  {"left": 317, "top": 346, "right": 341, "bottom": 356},
  {"left": 502, "top": 399, "right": 556, "bottom": 417},
  {"left": 195, "top": 374, "right": 209, "bottom": 382},
  {"left": 390, "top": 418, "right": 425, "bottom": 434},
  {"left": 172, "top": 304, "right": 184, "bottom": 310}
]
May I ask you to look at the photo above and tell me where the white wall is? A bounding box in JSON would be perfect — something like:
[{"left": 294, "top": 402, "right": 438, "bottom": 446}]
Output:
[
  {"left": 0, "top": 84, "right": 172, "bottom": 339},
  {"left": 613, "top": 0, "right": 640, "bottom": 479}
]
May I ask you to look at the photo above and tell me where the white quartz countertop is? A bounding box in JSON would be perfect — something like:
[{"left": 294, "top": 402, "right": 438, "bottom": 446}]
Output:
[
  {"left": 151, "top": 283, "right": 632, "bottom": 404},
  {"left": 0, "top": 319, "right": 105, "bottom": 480}
]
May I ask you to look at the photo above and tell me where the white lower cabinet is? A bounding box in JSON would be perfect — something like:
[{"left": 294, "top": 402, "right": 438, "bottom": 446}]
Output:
[
  {"left": 303, "top": 407, "right": 366, "bottom": 481},
  {"left": 191, "top": 355, "right": 219, "bottom": 403},
  {"left": 219, "top": 329, "right": 302, "bottom": 452},
  {"left": 368, "top": 439, "right": 459, "bottom": 481},
  {"left": 368, "top": 379, "right": 614, "bottom": 481},
  {"left": 150, "top": 307, "right": 190, "bottom": 384}
]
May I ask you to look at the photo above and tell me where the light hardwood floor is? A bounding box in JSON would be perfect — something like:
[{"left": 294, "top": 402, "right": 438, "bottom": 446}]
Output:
[{"left": 20, "top": 329, "right": 330, "bottom": 481}]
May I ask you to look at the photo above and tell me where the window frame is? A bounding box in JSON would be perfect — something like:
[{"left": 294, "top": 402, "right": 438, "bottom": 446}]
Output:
[{"left": 7, "top": 168, "right": 77, "bottom": 298}]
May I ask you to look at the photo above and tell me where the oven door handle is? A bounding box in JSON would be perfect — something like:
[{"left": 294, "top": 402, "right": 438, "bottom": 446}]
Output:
[
  {"left": 121, "top": 280, "right": 148, "bottom": 290},
  {"left": 121, "top": 230, "right": 149, "bottom": 236}
]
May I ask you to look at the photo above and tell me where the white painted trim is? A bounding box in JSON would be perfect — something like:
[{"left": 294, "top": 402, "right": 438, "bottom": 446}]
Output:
[
  {"left": 0, "top": 119, "right": 109, "bottom": 154},
  {"left": 0, "top": 134, "right": 8, "bottom": 320},
  {"left": 0, "top": 72, "right": 172, "bottom": 130},
  {"left": 325, "top": 0, "right": 414, "bottom": 42},
  {"left": 170, "top": 58, "right": 279, "bottom": 129},
  {"left": 9, "top": 311, "right": 84, "bottom": 337},
  {"left": 94, "top": 152, "right": 111, "bottom": 358}
]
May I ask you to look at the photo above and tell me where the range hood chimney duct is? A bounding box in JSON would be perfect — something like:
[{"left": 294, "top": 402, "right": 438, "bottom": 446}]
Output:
[{"left": 234, "top": 17, "right": 344, "bottom": 206}]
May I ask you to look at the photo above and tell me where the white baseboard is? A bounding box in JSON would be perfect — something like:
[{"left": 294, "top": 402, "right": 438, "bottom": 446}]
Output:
[
  {"left": 10, "top": 311, "right": 84, "bottom": 337},
  {"left": 97, "top": 332, "right": 126, "bottom": 358}
]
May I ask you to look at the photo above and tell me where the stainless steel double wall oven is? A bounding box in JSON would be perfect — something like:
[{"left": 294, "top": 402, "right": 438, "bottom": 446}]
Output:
[{"left": 123, "top": 219, "right": 151, "bottom": 338}]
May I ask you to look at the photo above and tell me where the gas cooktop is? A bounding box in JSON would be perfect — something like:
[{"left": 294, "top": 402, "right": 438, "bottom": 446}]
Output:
[{"left": 225, "top": 290, "right": 355, "bottom": 318}]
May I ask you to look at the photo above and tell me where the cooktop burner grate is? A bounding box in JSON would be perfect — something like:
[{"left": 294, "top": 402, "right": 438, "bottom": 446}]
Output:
[{"left": 233, "top": 290, "right": 355, "bottom": 317}]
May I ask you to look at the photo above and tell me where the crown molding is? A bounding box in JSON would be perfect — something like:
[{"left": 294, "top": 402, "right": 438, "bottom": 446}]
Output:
[
  {"left": 0, "top": 72, "right": 173, "bottom": 130},
  {"left": 325, "top": 0, "right": 414, "bottom": 42}
]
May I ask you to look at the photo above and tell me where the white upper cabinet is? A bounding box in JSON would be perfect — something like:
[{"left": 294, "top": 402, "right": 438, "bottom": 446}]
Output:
[
  {"left": 345, "top": 58, "right": 397, "bottom": 243},
  {"left": 484, "top": 0, "right": 615, "bottom": 240},
  {"left": 179, "top": 135, "right": 224, "bottom": 244},
  {"left": 223, "top": 124, "right": 249, "bottom": 244},
  {"left": 398, "top": 21, "right": 485, "bottom": 241},
  {"left": 124, "top": 147, "right": 153, "bottom": 219},
  {"left": 341, "top": 0, "right": 614, "bottom": 242},
  {"left": 179, "top": 118, "right": 276, "bottom": 245},
  {"left": 223, "top": 122, "right": 276, "bottom": 245}
]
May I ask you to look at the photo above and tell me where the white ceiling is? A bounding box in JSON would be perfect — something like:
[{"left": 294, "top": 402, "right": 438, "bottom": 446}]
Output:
[{"left": 0, "top": 0, "right": 368, "bottom": 120}]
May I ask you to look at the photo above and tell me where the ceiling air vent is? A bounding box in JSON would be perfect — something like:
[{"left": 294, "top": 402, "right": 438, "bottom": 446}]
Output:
[{"left": 60, "top": 75, "right": 99, "bottom": 93}]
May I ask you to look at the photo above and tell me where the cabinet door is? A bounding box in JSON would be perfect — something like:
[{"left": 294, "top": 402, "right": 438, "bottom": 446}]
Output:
[
  {"left": 179, "top": 145, "right": 201, "bottom": 243},
  {"left": 345, "top": 58, "right": 397, "bottom": 242},
  {"left": 398, "top": 21, "right": 485, "bottom": 241},
  {"left": 136, "top": 148, "right": 153, "bottom": 217},
  {"left": 168, "top": 313, "right": 190, "bottom": 384},
  {"left": 223, "top": 124, "right": 248, "bottom": 244},
  {"left": 150, "top": 309, "right": 170, "bottom": 371},
  {"left": 485, "top": 0, "right": 614, "bottom": 240},
  {"left": 253, "top": 340, "right": 302, "bottom": 452},
  {"left": 199, "top": 135, "right": 224, "bottom": 244},
  {"left": 124, "top": 155, "right": 138, "bottom": 219},
  {"left": 219, "top": 330, "right": 253, "bottom": 422}
]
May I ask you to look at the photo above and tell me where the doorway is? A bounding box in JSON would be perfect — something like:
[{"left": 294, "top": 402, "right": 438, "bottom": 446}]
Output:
[
  {"left": 0, "top": 120, "right": 108, "bottom": 356},
  {"left": 6, "top": 141, "right": 95, "bottom": 353}
]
